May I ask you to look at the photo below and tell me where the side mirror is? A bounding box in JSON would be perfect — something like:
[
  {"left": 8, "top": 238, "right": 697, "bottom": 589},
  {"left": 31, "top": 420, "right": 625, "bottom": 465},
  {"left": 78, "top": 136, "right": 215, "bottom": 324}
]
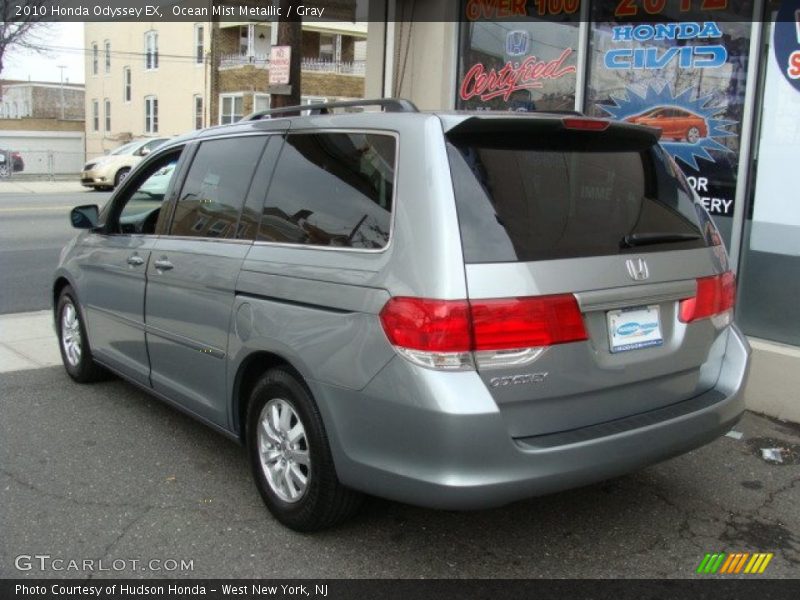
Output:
[{"left": 70, "top": 204, "right": 100, "bottom": 229}]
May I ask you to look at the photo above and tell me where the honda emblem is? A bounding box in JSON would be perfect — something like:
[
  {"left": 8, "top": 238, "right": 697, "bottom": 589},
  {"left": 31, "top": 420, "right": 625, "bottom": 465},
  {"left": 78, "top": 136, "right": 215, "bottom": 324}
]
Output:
[{"left": 626, "top": 258, "right": 650, "bottom": 281}]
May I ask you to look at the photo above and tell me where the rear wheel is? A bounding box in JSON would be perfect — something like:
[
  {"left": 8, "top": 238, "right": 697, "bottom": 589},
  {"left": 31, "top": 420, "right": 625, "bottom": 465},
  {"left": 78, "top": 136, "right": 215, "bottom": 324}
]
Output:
[
  {"left": 686, "top": 127, "right": 701, "bottom": 144},
  {"left": 56, "top": 286, "right": 105, "bottom": 383},
  {"left": 246, "top": 367, "right": 363, "bottom": 531}
]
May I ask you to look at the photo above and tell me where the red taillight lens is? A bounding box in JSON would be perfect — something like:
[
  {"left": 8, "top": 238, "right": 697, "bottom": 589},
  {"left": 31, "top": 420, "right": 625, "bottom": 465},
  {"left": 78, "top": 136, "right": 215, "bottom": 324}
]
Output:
[
  {"left": 470, "top": 295, "right": 588, "bottom": 350},
  {"left": 379, "top": 297, "right": 472, "bottom": 352},
  {"left": 562, "top": 117, "right": 610, "bottom": 131},
  {"left": 379, "top": 294, "right": 587, "bottom": 353},
  {"left": 679, "top": 272, "right": 736, "bottom": 323}
]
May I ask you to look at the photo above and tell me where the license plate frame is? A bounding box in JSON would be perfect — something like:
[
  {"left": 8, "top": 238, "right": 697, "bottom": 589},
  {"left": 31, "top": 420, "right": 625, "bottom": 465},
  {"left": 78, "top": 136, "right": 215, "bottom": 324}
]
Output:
[{"left": 607, "top": 305, "right": 664, "bottom": 353}]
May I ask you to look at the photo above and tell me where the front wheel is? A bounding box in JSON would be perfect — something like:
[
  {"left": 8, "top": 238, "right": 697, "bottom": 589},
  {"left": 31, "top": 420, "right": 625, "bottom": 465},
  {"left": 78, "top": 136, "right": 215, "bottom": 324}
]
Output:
[
  {"left": 686, "top": 127, "right": 701, "bottom": 144},
  {"left": 246, "top": 367, "right": 363, "bottom": 531},
  {"left": 114, "top": 168, "right": 130, "bottom": 188},
  {"left": 56, "top": 286, "right": 106, "bottom": 382}
]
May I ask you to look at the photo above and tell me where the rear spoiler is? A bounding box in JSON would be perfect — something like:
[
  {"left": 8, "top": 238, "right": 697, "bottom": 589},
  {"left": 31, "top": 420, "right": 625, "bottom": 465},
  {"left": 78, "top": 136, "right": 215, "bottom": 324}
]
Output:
[{"left": 443, "top": 115, "right": 661, "bottom": 151}]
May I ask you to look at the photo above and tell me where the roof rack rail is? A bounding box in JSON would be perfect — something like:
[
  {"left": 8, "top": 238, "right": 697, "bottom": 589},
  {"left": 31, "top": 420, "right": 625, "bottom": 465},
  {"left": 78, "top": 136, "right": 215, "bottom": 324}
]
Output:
[{"left": 245, "top": 98, "right": 418, "bottom": 121}]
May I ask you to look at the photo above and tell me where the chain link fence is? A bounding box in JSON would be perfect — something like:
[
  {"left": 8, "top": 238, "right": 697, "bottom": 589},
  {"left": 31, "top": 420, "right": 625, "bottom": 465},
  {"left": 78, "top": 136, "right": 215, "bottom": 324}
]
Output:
[{"left": 0, "top": 148, "right": 85, "bottom": 181}]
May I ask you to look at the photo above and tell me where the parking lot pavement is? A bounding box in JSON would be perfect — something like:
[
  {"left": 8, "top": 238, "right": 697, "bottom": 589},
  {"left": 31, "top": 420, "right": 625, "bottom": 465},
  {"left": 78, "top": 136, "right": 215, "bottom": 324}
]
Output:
[
  {"left": 1, "top": 366, "right": 798, "bottom": 579},
  {"left": 0, "top": 311, "right": 60, "bottom": 373}
]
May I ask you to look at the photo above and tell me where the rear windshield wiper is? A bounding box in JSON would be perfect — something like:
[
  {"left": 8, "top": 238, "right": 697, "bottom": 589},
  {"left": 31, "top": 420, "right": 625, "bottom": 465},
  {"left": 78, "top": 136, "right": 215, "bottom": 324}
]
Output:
[{"left": 620, "top": 232, "right": 701, "bottom": 248}]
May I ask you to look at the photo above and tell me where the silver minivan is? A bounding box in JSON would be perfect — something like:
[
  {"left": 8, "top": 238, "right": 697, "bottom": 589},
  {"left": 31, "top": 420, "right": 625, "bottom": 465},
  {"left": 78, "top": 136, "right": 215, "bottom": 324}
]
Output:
[{"left": 54, "top": 99, "right": 750, "bottom": 531}]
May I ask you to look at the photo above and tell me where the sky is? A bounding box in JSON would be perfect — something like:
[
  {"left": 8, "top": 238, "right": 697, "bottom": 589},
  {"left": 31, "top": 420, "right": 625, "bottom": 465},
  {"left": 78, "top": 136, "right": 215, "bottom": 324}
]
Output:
[{"left": 3, "top": 23, "right": 85, "bottom": 84}]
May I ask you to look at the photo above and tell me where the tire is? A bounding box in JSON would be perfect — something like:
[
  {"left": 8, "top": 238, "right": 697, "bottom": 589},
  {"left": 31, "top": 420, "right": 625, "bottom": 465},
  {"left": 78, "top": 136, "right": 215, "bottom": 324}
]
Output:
[
  {"left": 246, "top": 367, "right": 363, "bottom": 531},
  {"left": 0, "top": 164, "right": 8, "bottom": 178},
  {"left": 114, "top": 168, "right": 130, "bottom": 188},
  {"left": 56, "top": 286, "right": 106, "bottom": 383},
  {"left": 686, "top": 127, "right": 701, "bottom": 144}
]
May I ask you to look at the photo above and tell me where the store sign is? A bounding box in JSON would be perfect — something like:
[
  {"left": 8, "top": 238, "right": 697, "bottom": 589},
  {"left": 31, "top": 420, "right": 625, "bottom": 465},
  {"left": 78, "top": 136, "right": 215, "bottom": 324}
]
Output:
[
  {"left": 459, "top": 48, "right": 576, "bottom": 102},
  {"left": 604, "top": 22, "right": 726, "bottom": 70},
  {"left": 269, "top": 46, "right": 291, "bottom": 86},
  {"left": 773, "top": 1, "right": 800, "bottom": 93}
]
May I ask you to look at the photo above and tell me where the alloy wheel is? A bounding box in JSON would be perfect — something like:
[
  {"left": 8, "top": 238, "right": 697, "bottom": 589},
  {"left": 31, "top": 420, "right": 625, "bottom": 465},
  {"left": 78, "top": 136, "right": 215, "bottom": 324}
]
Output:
[
  {"left": 257, "top": 398, "right": 311, "bottom": 503},
  {"left": 61, "top": 301, "right": 82, "bottom": 367}
]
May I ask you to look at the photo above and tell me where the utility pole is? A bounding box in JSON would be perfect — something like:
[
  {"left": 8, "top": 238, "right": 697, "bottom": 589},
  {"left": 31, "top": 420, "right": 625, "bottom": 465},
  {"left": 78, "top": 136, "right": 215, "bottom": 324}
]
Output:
[
  {"left": 57, "top": 64, "right": 67, "bottom": 119},
  {"left": 270, "top": 0, "right": 301, "bottom": 111}
]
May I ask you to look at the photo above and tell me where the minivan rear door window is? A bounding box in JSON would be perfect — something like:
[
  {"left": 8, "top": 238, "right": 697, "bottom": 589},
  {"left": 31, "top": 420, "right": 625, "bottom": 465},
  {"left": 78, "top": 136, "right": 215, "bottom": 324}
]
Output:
[{"left": 446, "top": 129, "right": 710, "bottom": 263}]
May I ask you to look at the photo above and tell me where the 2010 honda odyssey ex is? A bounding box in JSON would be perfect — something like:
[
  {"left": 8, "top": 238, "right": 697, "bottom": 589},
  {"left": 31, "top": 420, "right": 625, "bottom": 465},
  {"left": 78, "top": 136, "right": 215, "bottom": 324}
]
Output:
[{"left": 54, "top": 99, "right": 750, "bottom": 531}]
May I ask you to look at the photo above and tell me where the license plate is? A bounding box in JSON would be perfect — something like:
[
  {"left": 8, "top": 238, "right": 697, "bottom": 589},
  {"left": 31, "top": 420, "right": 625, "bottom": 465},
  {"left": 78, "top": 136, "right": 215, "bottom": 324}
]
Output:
[{"left": 607, "top": 305, "right": 663, "bottom": 353}]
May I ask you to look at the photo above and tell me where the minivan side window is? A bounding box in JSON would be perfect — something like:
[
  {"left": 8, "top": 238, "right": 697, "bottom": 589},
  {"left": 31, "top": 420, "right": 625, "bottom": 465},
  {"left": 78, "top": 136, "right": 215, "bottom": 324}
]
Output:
[
  {"left": 258, "top": 132, "right": 396, "bottom": 250},
  {"left": 170, "top": 136, "right": 268, "bottom": 239},
  {"left": 108, "top": 151, "right": 181, "bottom": 236}
]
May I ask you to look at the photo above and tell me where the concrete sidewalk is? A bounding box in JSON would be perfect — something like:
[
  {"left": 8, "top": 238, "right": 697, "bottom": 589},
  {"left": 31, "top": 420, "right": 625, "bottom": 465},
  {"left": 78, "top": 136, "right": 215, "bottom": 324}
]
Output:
[
  {"left": 0, "top": 310, "right": 61, "bottom": 373},
  {"left": 0, "top": 179, "right": 88, "bottom": 194}
]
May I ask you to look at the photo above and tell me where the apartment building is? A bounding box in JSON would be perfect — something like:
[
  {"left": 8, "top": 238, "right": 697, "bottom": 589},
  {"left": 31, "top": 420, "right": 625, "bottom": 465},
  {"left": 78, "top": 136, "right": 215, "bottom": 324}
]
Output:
[{"left": 84, "top": 21, "right": 367, "bottom": 160}]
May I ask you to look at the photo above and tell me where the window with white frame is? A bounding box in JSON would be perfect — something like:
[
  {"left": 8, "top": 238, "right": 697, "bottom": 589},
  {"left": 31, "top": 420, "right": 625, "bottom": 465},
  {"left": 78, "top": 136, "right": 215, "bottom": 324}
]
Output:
[
  {"left": 145, "top": 96, "right": 158, "bottom": 133},
  {"left": 195, "top": 24, "right": 204, "bottom": 64},
  {"left": 253, "top": 93, "right": 270, "bottom": 113},
  {"left": 104, "top": 99, "right": 111, "bottom": 131},
  {"left": 104, "top": 40, "right": 111, "bottom": 73},
  {"left": 92, "top": 43, "right": 98, "bottom": 75},
  {"left": 144, "top": 31, "right": 158, "bottom": 70},
  {"left": 123, "top": 67, "right": 131, "bottom": 102},
  {"left": 319, "top": 34, "right": 335, "bottom": 61},
  {"left": 219, "top": 94, "right": 243, "bottom": 125},
  {"left": 194, "top": 95, "right": 203, "bottom": 129},
  {"left": 91, "top": 100, "right": 99, "bottom": 131}
]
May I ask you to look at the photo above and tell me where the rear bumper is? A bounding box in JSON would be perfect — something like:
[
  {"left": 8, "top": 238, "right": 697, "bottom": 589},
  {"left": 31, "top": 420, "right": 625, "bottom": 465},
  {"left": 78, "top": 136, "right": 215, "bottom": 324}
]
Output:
[{"left": 316, "top": 326, "right": 750, "bottom": 510}]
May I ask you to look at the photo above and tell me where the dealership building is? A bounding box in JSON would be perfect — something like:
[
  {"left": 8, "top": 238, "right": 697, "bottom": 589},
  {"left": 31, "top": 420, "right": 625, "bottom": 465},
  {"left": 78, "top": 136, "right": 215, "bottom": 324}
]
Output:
[{"left": 361, "top": 0, "right": 799, "bottom": 420}]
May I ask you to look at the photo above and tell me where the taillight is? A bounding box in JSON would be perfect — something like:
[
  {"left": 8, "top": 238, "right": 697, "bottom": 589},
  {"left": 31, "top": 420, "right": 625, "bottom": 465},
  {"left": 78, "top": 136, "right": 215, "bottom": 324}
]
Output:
[
  {"left": 470, "top": 295, "right": 587, "bottom": 350},
  {"left": 379, "top": 295, "right": 587, "bottom": 370},
  {"left": 679, "top": 272, "right": 736, "bottom": 323},
  {"left": 378, "top": 298, "right": 472, "bottom": 352},
  {"left": 562, "top": 117, "right": 610, "bottom": 131}
]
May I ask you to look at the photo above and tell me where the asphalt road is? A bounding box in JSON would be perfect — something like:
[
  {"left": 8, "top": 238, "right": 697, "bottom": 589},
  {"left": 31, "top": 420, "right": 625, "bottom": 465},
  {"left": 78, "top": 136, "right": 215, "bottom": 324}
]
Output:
[
  {"left": 0, "top": 191, "right": 111, "bottom": 315},
  {"left": 1, "top": 366, "right": 798, "bottom": 579}
]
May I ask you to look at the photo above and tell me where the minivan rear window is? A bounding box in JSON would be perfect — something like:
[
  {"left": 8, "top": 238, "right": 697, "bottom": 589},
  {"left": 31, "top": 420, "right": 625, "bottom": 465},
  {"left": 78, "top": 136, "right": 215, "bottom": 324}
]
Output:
[{"left": 447, "top": 132, "right": 710, "bottom": 263}]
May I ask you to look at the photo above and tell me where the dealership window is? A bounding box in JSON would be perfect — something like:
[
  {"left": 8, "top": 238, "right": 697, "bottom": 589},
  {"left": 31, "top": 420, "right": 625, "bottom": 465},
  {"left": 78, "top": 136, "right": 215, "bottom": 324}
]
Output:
[
  {"left": 195, "top": 24, "right": 204, "bottom": 64},
  {"left": 456, "top": 15, "right": 581, "bottom": 112},
  {"left": 194, "top": 95, "right": 203, "bottom": 129},
  {"left": 584, "top": 3, "right": 755, "bottom": 247},
  {"left": 737, "top": 9, "right": 800, "bottom": 346},
  {"left": 91, "top": 43, "right": 98, "bottom": 75},
  {"left": 104, "top": 99, "right": 111, "bottom": 132},
  {"left": 145, "top": 96, "right": 158, "bottom": 133},
  {"left": 123, "top": 67, "right": 131, "bottom": 102},
  {"left": 144, "top": 31, "right": 159, "bottom": 70},
  {"left": 219, "top": 94, "right": 243, "bottom": 125},
  {"left": 91, "top": 100, "right": 99, "bottom": 132},
  {"left": 104, "top": 40, "right": 111, "bottom": 73}
]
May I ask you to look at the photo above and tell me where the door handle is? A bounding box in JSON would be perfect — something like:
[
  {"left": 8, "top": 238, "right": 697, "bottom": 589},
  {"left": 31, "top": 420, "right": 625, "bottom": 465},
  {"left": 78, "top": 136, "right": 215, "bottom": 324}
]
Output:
[
  {"left": 154, "top": 258, "right": 173, "bottom": 271},
  {"left": 127, "top": 255, "right": 144, "bottom": 267}
]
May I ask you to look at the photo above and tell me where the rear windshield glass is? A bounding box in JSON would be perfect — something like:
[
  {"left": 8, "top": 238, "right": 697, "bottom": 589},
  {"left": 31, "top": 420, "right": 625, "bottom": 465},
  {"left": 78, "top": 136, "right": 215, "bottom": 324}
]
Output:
[{"left": 447, "top": 132, "right": 710, "bottom": 263}]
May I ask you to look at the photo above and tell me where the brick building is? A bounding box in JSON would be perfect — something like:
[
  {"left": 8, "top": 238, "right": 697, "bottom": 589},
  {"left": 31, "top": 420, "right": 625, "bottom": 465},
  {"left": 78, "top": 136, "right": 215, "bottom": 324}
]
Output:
[{"left": 83, "top": 21, "right": 366, "bottom": 160}]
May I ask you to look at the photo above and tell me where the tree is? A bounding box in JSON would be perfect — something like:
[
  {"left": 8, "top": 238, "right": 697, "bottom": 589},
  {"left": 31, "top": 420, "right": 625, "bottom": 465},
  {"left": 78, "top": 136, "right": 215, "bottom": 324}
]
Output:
[{"left": 0, "top": 1, "right": 50, "bottom": 77}]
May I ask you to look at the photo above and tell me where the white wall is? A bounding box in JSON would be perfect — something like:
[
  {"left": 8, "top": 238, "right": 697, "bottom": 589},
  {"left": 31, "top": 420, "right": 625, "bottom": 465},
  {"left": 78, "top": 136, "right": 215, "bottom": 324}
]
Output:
[{"left": 0, "top": 130, "right": 85, "bottom": 174}]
